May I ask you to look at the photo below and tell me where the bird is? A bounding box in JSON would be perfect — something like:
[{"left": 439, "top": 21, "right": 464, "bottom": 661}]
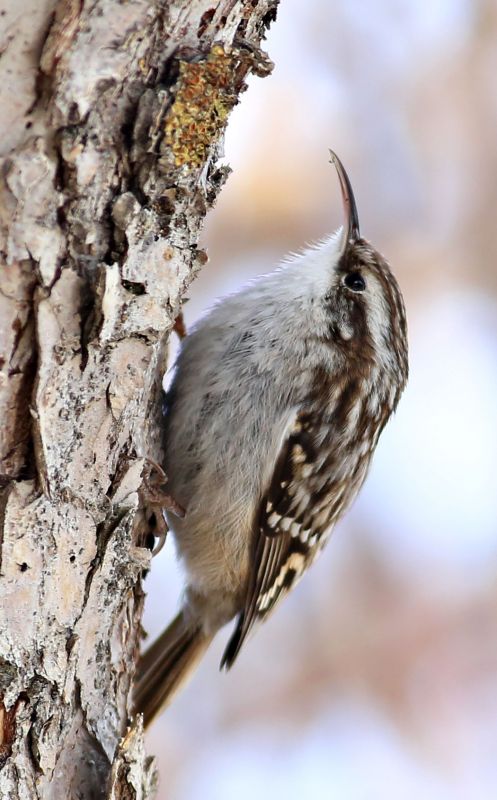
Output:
[{"left": 134, "top": 151, "right": 408, "bottom": 726}]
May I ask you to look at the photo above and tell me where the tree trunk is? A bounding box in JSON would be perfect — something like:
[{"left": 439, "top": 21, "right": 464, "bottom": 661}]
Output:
[{"left": 0, "top": 1, "right": 277, "bottom": 796}]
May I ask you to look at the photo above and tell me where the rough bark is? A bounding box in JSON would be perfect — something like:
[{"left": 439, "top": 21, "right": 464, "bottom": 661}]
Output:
[{"left": 0, "top": 1, "right": 277, "bottom": 797}]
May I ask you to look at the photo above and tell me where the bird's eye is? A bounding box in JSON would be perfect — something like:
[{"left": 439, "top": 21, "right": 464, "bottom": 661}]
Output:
[{"left": 344, "top": 272, "right": 366, "bottom": 292}]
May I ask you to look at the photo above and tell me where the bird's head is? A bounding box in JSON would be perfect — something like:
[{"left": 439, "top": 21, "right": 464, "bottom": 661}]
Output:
[{"left": 320, "top": 151, "right": 408, "bottom": 392}]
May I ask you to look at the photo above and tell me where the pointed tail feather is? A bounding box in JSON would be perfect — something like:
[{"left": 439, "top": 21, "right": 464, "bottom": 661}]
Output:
[{"left": 134, "top": 610, "right": 212, "bottom": 727}]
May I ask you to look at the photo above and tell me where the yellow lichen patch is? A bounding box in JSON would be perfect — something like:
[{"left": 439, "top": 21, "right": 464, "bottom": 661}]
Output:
[{"left": 162, "top": 44, "right": 244, "bottom": 170}]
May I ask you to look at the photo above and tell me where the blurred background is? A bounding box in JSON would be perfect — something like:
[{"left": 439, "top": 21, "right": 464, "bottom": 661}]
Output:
[{"left": 144, "top": 1, "right": 497, "bottom": 797}]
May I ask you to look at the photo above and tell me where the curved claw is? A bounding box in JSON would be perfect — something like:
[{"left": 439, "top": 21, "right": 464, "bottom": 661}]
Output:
[{"left": 151, "top": 514, "right": 168, "bottom": 556}]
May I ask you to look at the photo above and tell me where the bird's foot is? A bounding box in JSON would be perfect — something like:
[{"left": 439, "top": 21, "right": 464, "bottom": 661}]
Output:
[
  {"left": 173, "top": 310, "right": 187, "bottom": 340},
  {"left": 139, "top": 459, "right": 185, "bottom": 556}
]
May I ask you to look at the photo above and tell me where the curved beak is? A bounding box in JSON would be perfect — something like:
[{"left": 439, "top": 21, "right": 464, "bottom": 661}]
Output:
[{"left": 329, "top": 150, "right": 360, "bottom": 248}]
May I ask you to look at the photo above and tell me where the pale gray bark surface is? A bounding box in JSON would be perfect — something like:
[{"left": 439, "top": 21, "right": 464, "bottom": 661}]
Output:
[{"left": 0, "top": 1, "right": 277, "bottom": 796}]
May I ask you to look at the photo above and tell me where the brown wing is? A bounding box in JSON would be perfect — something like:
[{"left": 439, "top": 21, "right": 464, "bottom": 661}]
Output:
[{"left": 221, "top": 410, "right": 321, "bottom": 669}]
